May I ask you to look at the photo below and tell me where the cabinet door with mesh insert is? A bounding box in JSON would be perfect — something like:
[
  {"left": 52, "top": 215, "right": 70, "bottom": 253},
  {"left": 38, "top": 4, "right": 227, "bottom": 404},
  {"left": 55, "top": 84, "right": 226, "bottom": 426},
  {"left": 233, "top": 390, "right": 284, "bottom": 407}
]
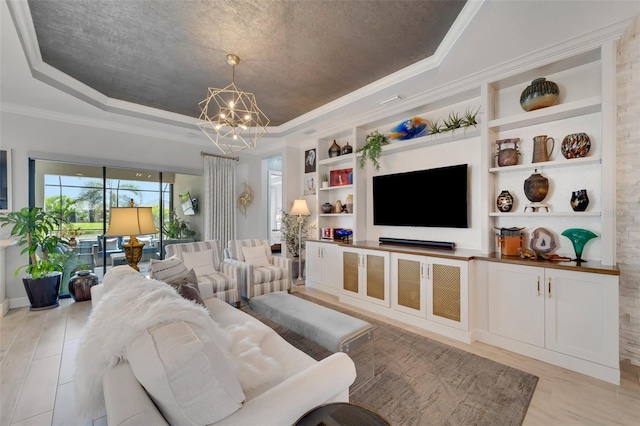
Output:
[
  {"left": 393, "top": 254, "right": 427, "bottom": 317},
  {"left": 363, "top": 250, "right": 390, "bottom": 307},
  {"left": 342, "top": 250, "right": 360, "bottom": 295},
  {"left": 427, "top": 258, "right": 469, "bottom": 331}
]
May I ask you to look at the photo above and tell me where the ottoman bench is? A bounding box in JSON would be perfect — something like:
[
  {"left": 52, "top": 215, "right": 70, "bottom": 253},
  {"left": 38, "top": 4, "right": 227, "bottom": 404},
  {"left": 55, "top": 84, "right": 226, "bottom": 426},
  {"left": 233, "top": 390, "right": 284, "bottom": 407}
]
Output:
[{"left": 249, "top": 291, "right": 374, "bottom": 390}]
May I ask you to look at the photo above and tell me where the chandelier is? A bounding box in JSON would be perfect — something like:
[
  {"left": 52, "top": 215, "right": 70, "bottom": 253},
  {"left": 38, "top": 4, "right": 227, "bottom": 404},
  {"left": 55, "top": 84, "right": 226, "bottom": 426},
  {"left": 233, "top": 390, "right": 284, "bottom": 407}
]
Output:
[{"left": 197, "top": 54, "right": 270, "bottom": 155}]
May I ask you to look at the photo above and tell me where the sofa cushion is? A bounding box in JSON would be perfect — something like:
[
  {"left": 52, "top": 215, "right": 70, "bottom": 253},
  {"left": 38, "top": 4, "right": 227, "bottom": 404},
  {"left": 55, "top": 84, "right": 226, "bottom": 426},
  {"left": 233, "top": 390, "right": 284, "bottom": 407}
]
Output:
[
  {"left": 182, "top": 249, "right": 218, "bottom": 276},
  {"left": 127, "top": 320, "right": 245, "bottom": 426},
  {"left": 105, "top": 237, "right": 119, "bottom": 251},
  {"left": 241, "top": 245, "right": 271, "bottom": 268},
  {"left": 166, "top": 269, "right": 206, "bottom": 307},
  {"left": 149, "top": 256, "right": 190, "bottom": 282}
]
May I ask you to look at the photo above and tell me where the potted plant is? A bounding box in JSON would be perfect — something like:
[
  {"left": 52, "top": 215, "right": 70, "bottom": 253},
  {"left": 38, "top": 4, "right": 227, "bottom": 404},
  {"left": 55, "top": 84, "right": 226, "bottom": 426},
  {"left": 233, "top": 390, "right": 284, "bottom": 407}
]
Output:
[
  {"left": 280, "top": 210, "right": 316, "bottom": 279},
  {"left": 60, "top": 223, "right": 83, "bottom": 248},
  {"left": 163, "top": 210, "right": 196, "bottom": 239},
  {"left": 321, "top": 173, "right": 329, "bottom": 188},
  {"left": 357, "top": 130, "right": 389, "bottom": 171},
  {"left": 0, "top": 207, "right": 67, "bottom": 310}
]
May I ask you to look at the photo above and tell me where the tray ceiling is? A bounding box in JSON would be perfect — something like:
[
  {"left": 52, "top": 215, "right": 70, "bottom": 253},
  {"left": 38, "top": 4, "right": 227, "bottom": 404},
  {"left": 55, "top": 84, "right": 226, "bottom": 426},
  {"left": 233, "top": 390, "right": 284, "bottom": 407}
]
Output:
[{"left": 26, "top": 0, "right": 467, "bottom": 127}]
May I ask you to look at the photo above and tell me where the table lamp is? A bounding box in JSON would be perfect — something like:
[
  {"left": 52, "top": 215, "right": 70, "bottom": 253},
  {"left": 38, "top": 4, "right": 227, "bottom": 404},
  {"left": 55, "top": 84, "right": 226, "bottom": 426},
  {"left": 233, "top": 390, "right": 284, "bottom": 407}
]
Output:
[
  {"left": 105, "top": 205, "right": 157, "bottom": 271},
  {"left": 290, "top": 198, "right": 311, "bottom": 285}
]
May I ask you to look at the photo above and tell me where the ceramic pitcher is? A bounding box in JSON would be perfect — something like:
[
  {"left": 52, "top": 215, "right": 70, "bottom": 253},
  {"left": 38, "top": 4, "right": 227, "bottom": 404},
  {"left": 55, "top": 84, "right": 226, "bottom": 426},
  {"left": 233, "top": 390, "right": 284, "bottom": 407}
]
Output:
[{"left": 532, "top": 135, "right": 555, "bottom": 163}]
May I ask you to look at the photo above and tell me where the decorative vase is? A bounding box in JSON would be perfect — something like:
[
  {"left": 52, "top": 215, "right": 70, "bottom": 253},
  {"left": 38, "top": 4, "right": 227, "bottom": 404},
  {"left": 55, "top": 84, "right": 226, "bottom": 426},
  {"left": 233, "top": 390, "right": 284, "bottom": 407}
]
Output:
[
  {"left": 495, "top": 138, "right": 520, "bottom": 167},
  {"left": 328, "top": 140, "right": 341, "bottom": 158},
  {"left": 336, "top": 200, "right": 343, "bottom": 213},
  {"left": 346, "top": 194, "right": 353, "bottom": 214},
  {"left": 321, "top": 202, "right": 332, "bottom": 213},
  {"left": 520, "top": 77, "right": 560, "bottom": 112},
  {"left": 561, "top": 228, "right": 597, "bottom": 263},
  {"left": 495, "top": 227, "right": 525, "bottom": 256},
  {"left": 68, "top": 237, "right": 78, "bottom": 249},
  {"left": 532, "top": 135, "right": 555, "bottom": 163},
  {"left": 570, "top": 189, "right": 589, "bottom": 212},
  {"left": 69, "top": 270, "right": 98, "bottom": 302},
  {"left": 524, "top": 169, "right": 549, "bottom": 202},
  {"left": 561, "top": 133, "right": 591, "bottom": 159},
  {"left": 496, "top": 190, "right": 514, "bottom": 212},
  {"left": 341, "top": 142, "right": 353, "bottom": 155}
]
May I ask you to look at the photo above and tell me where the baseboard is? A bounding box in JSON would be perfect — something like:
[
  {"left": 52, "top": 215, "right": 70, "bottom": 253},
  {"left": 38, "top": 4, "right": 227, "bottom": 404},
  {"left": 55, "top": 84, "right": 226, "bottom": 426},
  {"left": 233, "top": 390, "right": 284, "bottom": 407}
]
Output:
[
  {"left": 9, "top": 296, "right": 30, "bottom": 310},
  {"left": 0, "top": 298, "right": 10, "bottom": 317}
]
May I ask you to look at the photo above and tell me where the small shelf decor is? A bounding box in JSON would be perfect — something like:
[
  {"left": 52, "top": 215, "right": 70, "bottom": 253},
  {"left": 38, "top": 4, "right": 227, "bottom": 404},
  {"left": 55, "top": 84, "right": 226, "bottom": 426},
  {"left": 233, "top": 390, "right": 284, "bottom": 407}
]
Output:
[
  {"left": 561, "top": 228, "right": 597, "bottom": 263},
  {"left": 357, "top": 130, "right": 389, "bottom": 171}
]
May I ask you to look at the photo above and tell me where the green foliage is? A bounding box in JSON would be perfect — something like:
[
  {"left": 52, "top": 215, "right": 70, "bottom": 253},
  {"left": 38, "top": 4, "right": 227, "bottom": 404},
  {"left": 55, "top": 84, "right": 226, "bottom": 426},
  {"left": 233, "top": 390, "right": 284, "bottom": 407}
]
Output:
[
  {"left": 427, "top": 118, "right": 443, "bottom": 134},
  {"left": 357, "top": 130, "right": 389, "bottom": 171},
  {"left": 322, "top": 173, "right": 329, "bottom": 182},
  {"left": 462, "top": 106, "right": 479, "bottom": 128},
  {"left": 443, "top": 111, "right": 463, "bottom": 132},
  {"left": 162, "top": 210, "right": 196, "bottom": 239},
  {"left": 280, "top": 209, "right": 316, "bottom": 257},
  {"left": 0, "top": 207, "right": 67, "bottom": 278},
  {"left": 45, "top": 195, "right": 77, "bottom": 224}
]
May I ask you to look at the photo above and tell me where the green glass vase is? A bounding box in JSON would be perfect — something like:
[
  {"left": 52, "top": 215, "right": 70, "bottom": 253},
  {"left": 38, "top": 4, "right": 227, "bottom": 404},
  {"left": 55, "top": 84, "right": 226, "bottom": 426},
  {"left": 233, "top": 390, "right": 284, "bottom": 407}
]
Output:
[{"left": 561, "top": 228, "right": 597, "bottom": 263}]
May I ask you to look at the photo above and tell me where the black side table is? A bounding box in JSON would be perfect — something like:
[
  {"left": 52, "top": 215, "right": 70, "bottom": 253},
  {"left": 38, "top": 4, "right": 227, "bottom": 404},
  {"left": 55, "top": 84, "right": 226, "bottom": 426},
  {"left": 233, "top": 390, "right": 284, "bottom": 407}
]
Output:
[{"left": 295, "top": 402, "right": 390, "bottom": 426}]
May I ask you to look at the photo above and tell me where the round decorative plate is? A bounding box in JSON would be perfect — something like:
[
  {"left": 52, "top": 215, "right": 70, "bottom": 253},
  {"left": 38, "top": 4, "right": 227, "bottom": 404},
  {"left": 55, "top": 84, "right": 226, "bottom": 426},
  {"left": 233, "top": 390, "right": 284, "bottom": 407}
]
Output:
[
  {"left": 530, "top": 227, "right": 556, "bottom": 253},
  {"left": 389, "top": 117, "right": 429, "bottom": 140},
  {"left": 561, "top": 132, "right": 591, "bottom": 159}
]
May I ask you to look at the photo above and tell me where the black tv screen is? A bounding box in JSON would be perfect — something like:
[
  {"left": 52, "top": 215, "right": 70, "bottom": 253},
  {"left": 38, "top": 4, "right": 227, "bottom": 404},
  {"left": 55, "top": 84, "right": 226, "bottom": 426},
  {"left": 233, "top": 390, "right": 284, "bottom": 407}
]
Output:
[{"left": 373, "top": 164, "right": 468, "bottom": 228}]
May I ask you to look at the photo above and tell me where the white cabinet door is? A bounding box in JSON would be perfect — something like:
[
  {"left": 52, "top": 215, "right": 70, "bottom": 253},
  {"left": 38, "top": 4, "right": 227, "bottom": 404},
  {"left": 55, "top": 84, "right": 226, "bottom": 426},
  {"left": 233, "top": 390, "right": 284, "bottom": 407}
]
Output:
[
  {"left": 306, "top": 241, "right": 341, "bottom": 294},
  {"left": 427, "top": 257, "right": 469, "bottom": 331},
  {"left": 488, "top": 262, "right": 545, "bottom": 347},
  {"left": 545, "top": 269, "right": 619, "bottom": 367},
  {"left": 391, "top": 253, "right": 427, "bottom": 317}
]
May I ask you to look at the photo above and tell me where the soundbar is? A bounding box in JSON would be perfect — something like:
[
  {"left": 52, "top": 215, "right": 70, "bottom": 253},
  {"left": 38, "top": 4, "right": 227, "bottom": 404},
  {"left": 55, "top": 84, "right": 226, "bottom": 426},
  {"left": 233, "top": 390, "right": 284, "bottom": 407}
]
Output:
[{"left": 379, "top": 237, "right": 456, "bottom": 250}]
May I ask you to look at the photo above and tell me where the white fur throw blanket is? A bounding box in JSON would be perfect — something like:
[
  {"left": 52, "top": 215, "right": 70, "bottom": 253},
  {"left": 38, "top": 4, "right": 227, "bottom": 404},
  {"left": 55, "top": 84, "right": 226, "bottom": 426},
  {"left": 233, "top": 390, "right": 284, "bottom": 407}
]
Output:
[{"left": 75, "top": 269, "right": 283, "bottom": 418}]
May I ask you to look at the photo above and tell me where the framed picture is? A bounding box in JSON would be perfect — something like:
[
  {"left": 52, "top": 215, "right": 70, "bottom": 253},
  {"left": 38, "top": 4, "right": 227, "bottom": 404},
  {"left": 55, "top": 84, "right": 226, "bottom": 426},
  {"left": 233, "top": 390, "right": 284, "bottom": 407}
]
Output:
[
  {"left": 304, "top": 175, "right": 316, "bottom": 195},
  {"left": 0, "top": 149, "right": 11, "bottom": 212},
  {"left": 304, "top": 148, "right": 316, "bottom": 174},
  {"left": 329, "top": 168, "right": 352, "bottom": 187}
]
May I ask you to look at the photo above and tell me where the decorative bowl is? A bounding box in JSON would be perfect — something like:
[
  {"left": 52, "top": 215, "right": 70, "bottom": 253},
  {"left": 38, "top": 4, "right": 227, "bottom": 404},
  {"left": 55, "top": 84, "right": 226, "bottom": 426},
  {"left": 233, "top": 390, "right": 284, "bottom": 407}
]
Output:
[
  {"left": 389, "top": 117, "right": 429, "bottom": 140},
  {"left": 561, "top": 133, "right": 591, "bottom": 159}
]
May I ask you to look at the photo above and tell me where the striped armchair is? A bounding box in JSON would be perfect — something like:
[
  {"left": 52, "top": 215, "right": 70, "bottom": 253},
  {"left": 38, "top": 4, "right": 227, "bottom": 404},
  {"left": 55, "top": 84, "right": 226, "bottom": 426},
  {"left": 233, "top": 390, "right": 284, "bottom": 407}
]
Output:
[
  {"left": 225, "top": 239, "right": 292, "bottom": 300},
  {"left": 165, "top": 240, "right": 240, "bottom": 307}
]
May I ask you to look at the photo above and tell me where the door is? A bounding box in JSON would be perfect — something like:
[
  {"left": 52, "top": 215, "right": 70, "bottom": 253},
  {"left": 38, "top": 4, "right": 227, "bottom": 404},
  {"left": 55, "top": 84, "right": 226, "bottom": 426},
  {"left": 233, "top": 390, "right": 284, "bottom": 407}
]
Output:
[
  {"left": 488, "top": 262, "right": 545, "bottom": 347},
  {"left": 342, "top": 246, "right": 361, "bottom": 296},
  {"left": 545, "top": 269, "right": 619, "bottom": 367},
  {"left": 391, "top": 253, "right": 427, "bottom": 317}
]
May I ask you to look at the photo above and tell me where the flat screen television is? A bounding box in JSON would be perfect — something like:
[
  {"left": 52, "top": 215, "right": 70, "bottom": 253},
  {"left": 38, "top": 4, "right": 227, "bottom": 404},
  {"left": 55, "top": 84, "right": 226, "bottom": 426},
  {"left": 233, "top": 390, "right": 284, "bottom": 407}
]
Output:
[
  {"left": 373, "top": 164, "right": 468, "bottom": 228},
  {"left": 179, "top": 191, "right": 197, "bottom": 216}
]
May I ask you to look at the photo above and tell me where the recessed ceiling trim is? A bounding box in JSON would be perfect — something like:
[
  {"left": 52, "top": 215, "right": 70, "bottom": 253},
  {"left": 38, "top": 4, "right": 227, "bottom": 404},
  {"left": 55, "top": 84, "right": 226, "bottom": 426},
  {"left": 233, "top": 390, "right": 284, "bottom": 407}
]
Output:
[{"left": 6, "top": 0, "right": 484, "bottom": 139}]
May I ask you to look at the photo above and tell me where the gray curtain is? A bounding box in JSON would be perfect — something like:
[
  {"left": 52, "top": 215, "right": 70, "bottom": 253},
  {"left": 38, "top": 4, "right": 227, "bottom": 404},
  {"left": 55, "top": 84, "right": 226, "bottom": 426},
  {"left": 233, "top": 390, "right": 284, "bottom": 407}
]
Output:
[{"left": 203, "top": 155, "right": 236, "bottom": 252}]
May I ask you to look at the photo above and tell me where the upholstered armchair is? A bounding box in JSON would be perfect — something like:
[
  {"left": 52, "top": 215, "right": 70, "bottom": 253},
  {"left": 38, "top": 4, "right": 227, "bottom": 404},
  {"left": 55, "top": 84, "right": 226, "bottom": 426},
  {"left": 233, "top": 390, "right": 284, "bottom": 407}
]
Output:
[
  {"left": 225, "top": 239, "right": 292, "bottom": 300},
  {"left": 165, "top": 240, "right": 240, "bottom": 307}
]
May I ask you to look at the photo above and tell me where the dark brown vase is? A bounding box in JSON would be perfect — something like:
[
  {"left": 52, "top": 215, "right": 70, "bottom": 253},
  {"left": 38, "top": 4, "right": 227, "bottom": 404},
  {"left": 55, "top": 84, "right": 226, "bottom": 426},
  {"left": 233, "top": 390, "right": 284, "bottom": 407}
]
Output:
[
  {"left": 570, "top": 189, "right": 589, "bottom": 212},
  {"left": 496, "top": 190, "right": 514, "bottom": 212},
  {"left": 328, "top": 140, "right": 341, "bottom": 158},
  {"left": 69, "top": 270, "right": 98, "bottom": 302},
  {"left": 520, "top": 78, "right": 560, "bottom": 112},
  {"left": 495, "top": 138, "right": 520, "bottom": 167},
  {"left": 341, "top": 142, "right": 353, "bottom": 155},
  {"left": 524, "top": 170, "right": 549, "bottom": 202}
]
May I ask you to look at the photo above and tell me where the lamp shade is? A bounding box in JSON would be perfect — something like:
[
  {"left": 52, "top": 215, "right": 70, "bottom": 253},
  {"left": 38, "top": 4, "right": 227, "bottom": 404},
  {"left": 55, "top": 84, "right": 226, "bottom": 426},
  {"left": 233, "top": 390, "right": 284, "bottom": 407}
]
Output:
[
  {"left": 290, "top": 199, "right": 311, "bottom": 216},
  {"left": 105, "top": 207, "right": 157, "bottom": 237}
]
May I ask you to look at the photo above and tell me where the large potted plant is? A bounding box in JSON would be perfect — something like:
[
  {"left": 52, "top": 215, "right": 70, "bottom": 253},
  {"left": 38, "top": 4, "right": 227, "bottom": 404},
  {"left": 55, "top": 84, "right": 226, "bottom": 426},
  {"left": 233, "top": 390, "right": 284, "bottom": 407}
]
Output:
[
  {"left": 0, "top": 207, "right": 67, "bottom": 310},
  {"left": 280, "top": 210, "right": 315, "bottom": 279}
]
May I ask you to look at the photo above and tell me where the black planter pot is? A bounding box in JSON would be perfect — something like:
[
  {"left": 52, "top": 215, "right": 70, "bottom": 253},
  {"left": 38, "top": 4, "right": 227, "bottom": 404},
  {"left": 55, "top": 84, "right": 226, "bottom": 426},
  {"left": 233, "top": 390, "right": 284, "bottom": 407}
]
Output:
[{"left": 22, "top": 272, "right": 62, "bottom": 311}]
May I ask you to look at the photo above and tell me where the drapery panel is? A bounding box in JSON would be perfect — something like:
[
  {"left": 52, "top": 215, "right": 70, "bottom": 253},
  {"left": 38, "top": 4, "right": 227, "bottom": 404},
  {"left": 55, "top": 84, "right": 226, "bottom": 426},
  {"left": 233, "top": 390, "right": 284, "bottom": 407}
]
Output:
[{"left": 203, "top": 155, "right": 236, "bottom": 253}]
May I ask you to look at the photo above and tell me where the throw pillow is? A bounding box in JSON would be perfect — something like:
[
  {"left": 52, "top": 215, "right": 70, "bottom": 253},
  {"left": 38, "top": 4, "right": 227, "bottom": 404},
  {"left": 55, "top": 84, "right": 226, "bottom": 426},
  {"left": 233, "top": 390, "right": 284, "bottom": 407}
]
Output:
[
  {"left": 166, "top": 269, "right": 206, "bottom": 307},
  {"left": 149, "top": 256, "right": 190, "bottom": 282},
  {"left": 241, "top": 245, "right": 271, "bottom": 267},
  {"left": 105, "top": 238, "right": 119, "bottom": 251},
  {"left": 127, "top": 321, "right": 245, "bottom": 426},
  {"left": 182, "top": 249, "right": 217, "bottom": 276}
]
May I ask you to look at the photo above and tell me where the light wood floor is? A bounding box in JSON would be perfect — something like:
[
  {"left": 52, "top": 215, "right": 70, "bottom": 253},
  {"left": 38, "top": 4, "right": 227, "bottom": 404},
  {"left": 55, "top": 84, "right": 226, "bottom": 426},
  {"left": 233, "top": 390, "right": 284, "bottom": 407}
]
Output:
[{"left": 1, "top": 287, "right": 639, "bottom": 426}]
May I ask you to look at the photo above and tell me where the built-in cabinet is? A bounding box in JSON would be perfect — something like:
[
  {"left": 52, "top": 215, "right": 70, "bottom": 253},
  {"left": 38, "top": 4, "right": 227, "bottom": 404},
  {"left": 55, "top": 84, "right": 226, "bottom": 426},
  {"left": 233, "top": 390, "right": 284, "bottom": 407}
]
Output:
[
  {"left": 391, "top": 252, "right": 468, "bottom": 332},
  {"left": 485, "top": 261, "right": 619, "bottom": 383},
  {"left": 303, "top": 28, "right": 626, "bottom": 384},
  {"left": 341, "top": 246, "right": 390, "bottom": 307},
  {"left": 305, "top": 241, "right": 341, "bottom": 295}
]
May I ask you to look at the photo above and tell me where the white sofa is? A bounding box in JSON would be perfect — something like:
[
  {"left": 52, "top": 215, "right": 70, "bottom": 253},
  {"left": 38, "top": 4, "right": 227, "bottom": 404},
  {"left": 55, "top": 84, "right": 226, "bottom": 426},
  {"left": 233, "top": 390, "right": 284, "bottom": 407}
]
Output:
[{"left": 87, "top": 269, "right": 356, "bottom": 426}]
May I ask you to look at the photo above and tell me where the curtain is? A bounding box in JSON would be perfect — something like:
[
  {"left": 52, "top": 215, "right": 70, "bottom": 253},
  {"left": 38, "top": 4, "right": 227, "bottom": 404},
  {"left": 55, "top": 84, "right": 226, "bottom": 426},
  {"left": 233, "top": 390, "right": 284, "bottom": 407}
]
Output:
[{"left": 203, "top": 155, "right": 236, "bottom": 253}]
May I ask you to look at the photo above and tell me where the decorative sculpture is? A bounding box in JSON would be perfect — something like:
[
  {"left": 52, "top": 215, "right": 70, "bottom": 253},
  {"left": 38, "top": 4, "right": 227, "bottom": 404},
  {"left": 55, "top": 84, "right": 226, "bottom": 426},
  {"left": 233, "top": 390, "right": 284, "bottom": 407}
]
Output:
[
  {"left": 238, "top": 182, "right": 254, "bottom": 216},
  {"left": 561, "top": 228, "right": 598, "bottom": 263}
]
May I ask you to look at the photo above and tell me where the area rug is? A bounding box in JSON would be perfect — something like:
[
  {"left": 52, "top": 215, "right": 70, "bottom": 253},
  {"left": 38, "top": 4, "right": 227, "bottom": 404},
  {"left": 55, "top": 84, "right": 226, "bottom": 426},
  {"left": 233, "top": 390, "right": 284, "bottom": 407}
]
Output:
[{"left": 243, "top": 293, "right": 538, "bottom": 426}]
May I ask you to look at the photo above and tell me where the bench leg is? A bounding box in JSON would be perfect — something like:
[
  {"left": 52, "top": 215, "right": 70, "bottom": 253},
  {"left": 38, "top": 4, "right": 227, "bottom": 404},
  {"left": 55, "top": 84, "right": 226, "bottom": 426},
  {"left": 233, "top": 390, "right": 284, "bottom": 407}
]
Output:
[{"left": 236, "top": 301, "right": 241, "bottom": 309}]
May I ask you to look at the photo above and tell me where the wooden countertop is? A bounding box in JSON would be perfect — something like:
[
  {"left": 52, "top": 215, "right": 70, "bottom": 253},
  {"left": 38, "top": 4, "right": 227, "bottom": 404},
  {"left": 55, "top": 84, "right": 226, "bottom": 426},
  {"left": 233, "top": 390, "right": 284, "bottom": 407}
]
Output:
[{"left": 308, "top": 239, "right": 620, "bottom": 276}]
